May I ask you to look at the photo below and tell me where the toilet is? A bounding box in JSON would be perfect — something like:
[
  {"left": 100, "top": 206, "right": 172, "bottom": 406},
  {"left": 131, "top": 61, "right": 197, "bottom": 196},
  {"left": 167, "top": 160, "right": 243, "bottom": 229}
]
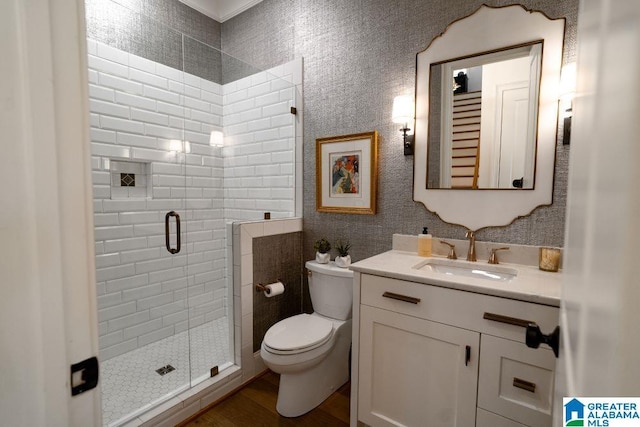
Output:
[{"left": 260, "top": 260, "right": 353, "bottom": 417}]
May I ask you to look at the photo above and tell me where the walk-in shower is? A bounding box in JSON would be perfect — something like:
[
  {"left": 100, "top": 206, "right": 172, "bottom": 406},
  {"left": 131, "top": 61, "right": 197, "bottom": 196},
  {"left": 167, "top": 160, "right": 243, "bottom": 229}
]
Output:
[{"left": 85, "top": 1, "right": 297, "bottom": 425}]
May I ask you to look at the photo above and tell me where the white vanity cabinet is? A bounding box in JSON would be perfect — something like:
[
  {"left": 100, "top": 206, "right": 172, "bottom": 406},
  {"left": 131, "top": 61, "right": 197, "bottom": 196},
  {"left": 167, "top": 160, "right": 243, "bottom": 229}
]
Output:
[
  {"left": 358, "top": 305, "right": 479, "bottom": 426},
  {"left": 352, "top": 273, "right": 559, "bottom": 427}
]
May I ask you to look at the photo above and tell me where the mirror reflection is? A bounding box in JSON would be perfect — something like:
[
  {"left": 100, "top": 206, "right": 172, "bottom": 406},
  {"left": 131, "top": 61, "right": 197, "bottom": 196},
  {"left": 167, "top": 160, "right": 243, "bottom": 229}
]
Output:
[{"left": 427, "top": 42, "right": 542, "bottom": 189}]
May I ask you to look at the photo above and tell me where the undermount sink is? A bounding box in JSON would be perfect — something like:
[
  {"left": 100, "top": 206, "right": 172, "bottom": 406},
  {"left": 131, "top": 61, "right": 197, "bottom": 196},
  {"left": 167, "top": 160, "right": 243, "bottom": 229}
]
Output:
[{"left": 412, "top": 258, "right": 518, "bottom": 282}]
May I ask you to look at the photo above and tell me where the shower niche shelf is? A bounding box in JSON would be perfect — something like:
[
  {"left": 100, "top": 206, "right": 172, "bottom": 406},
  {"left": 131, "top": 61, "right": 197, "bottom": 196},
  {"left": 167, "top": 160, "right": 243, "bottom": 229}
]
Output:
[{"left": 109, "top": 159, "right": 151, "bottom": 200}]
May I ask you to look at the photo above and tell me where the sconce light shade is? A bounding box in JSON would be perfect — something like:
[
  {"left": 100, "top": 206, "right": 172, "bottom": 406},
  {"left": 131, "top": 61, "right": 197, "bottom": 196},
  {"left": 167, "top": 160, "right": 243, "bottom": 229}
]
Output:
[
  {"left": 169, "top": 140, "right": 191, "bottom": 153},
  {"left": 559, "top": 63, "right": 576, "bottom": 146},
  {"left": 209, "top": 130, "right": 224, "bottom": 147},
  {"left": 392, "top": 95, "right": 415, "bottom": 155},
  {"left": 559, "top": 62, "right": 577, "bottom": 102},
  {"left": 392, "top": 95, "right": 414, "bottom": 124},
  {"left": 169, "top": 139, "right": 183, "bottom": 152}
]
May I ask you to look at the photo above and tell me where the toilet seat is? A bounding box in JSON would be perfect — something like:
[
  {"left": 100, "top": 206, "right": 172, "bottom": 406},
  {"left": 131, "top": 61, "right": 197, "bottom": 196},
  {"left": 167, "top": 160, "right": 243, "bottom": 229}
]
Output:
[{"left": 263, "top": 314, "right": 333, "bottom": 355}]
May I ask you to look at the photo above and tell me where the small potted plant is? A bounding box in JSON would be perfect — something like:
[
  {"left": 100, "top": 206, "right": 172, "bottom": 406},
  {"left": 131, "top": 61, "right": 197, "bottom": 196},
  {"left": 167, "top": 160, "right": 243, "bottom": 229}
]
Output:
[
  {"left": 314, "top": 238, "right": 332, "bottom": 264},
  {"left": 334, "top": 239, "right": 352, "bottom": 268}
]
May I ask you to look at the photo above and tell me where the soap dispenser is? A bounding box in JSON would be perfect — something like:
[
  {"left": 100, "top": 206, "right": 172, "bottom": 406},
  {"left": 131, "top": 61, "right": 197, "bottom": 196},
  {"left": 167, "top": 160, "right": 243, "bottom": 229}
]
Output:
[{"left": 418, "top": 227, "right": 432, "bottom": 257}]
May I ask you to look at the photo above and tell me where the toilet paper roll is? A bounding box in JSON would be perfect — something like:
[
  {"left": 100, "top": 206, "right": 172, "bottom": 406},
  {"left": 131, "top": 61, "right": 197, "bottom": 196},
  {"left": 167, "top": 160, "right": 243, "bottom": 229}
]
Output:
[{"left": 263, "top": 281, "right": 285, "bottom": 297}]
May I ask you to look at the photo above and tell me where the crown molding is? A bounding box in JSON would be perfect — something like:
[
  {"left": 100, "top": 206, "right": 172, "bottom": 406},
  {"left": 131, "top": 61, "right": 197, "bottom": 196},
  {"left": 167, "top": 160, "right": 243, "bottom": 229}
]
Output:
[{"left": 178, "top": 0, "right": 263, "bottom": 23}]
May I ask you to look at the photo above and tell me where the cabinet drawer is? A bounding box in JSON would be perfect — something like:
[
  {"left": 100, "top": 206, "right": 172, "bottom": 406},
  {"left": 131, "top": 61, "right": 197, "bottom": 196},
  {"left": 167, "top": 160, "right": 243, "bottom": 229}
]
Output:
[
  {"left": 476, "top": 408, "right": 527, "bottom": 427},
  {"left": 478, "top": 335, "right": 555, "bottom": 426},
  {"left": 360, "top": 274, "right": 559, "bottom": 344}
]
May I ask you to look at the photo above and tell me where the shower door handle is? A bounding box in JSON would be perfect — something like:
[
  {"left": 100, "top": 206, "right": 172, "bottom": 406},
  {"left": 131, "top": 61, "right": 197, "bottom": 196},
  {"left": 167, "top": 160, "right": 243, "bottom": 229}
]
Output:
[{"left": 165, "top": 211, "right": 181, "bottom": 254}]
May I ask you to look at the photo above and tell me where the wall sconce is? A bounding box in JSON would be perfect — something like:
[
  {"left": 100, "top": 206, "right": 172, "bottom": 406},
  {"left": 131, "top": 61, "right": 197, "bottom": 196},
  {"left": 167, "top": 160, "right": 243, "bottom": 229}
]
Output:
[
  {"left": 209, "top": 130, "right": 224, "bottom": 147},
  {"left": 169, "top": 139, "right": 183, "bottom": 152},
  {"left": 169, "top": 140, "right": 191, "bottom": 154},
  {"left": 169, "top": 139, "right": 191, "bottom": 156},
  {"left": 559, "top": 63, "right": 576, "bottom": 145},
  {"left": 392, "top": 95, "right": 415, "bottom": 155}
]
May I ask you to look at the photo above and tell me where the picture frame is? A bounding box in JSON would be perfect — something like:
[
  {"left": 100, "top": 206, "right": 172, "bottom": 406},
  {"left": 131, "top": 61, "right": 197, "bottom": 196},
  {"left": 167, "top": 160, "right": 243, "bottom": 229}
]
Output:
[{"left": 316, "top": 131, "right": 378, "bottom": 214}]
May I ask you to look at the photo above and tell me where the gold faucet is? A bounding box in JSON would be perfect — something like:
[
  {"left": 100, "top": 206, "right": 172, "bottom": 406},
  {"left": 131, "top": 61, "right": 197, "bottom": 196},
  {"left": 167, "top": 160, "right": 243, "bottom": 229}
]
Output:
[
  {"left": 488, "top": 247, "right": 510, "bottom": 264},
  {"left": 465, "top": 230, "right": 476, "bottom": 262},
  {"left": 440, "top": 240, "right": 457, "bottom": 260}
]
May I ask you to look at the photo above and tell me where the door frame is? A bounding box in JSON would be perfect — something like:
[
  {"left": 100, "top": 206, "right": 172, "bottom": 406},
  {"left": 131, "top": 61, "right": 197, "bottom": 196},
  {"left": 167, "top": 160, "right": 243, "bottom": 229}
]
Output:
[
  {"left": 0, "top": 0, "right": 101, "bottom": 424},
  {"left": 557, "top": 0, "right": 640, "bottom": 423}
]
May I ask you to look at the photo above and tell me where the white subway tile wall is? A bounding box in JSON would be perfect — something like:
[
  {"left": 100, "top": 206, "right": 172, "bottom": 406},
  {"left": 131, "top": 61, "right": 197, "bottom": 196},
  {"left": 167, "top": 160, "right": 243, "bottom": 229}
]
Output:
[
  {"left": 222, "top": 64, "right": 296, "bottom": 220},
  {"left": 89, "top": 39, "right": 296, "bottom": 360}
]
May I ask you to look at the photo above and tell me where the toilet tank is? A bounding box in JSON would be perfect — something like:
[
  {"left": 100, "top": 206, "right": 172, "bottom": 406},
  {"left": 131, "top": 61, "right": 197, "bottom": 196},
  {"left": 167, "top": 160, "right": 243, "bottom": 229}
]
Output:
[{"left": 305, "top": 260, "right": 353, "bottom": 320}]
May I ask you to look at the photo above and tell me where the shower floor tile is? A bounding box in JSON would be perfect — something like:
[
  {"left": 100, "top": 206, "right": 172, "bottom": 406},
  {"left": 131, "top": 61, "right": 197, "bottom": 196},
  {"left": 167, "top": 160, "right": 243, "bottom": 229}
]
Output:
[{"left": 101, "top": 317, "right": 231, "bottom": 427}]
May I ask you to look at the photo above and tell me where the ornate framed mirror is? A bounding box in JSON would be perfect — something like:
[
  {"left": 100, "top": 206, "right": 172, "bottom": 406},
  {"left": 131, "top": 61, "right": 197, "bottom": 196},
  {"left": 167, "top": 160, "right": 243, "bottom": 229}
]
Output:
[{"left": 413, "top": 5, "right": 565, "bottom": 230}]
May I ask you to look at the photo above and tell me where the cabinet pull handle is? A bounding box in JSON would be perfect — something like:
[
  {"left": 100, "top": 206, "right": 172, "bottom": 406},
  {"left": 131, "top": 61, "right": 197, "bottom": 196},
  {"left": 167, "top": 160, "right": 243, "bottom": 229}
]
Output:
[
  {"left": 382, "top": 291, "right": 421, "bottom": 304},
  {"left": 483, "top": 312, "right": 534, "bottom": 328},
  {"left": 513, "top": 377, "right": 536, "bottom": 393},
  {"left": 465, "top": 345, "right": 471, "bottom": 366}
]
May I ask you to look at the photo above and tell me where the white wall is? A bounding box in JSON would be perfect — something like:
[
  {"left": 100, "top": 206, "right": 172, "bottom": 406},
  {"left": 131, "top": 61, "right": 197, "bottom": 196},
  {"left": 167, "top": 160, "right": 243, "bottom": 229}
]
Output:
[{"left": 222, "top": 60, "right": 299, "bottom": 221}]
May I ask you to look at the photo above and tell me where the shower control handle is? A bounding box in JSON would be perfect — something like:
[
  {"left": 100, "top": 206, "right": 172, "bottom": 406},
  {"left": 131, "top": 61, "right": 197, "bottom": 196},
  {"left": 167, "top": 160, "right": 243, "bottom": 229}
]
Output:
[{"left": 165, "top": 211, "right": 181, "bottom": 254}]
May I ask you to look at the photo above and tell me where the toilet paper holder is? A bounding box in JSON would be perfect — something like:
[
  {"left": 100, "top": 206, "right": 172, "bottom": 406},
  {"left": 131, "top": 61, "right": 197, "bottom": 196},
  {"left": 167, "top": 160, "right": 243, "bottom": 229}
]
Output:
[{"left": 255, "top": 280, "right": 282, "bottom": 294}]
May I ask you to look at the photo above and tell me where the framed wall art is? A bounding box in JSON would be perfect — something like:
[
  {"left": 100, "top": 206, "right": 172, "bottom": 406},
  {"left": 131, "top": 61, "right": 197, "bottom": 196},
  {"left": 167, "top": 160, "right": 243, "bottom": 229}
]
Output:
[{"left": 316, "top": 131, "right": 378, "bottom": 214}]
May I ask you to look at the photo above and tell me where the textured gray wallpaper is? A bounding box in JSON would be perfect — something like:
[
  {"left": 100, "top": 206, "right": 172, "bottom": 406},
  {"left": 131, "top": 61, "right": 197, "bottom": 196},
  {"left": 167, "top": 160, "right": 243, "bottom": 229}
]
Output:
[
  {"left": 85, "top": 0, "right": 222, "bottom": 82},
  {"left": 222, "top": 0, "right": 579, "bottom": 263},
  {"left": 252, "top": 232, "right": 304, "bottom": 352}
]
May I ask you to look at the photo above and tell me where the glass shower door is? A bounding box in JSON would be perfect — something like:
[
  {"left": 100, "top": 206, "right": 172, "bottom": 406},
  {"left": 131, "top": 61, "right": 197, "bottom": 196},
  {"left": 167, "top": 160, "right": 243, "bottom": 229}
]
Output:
[
  {"left": 86, "top": 1, "right": 223, "bottom": 424},
  {"left": 180, "top": 35, "right": 233, "bottom": 387},
  {"left": 90, "top": 50, "right": 193, "bottom": 424}
]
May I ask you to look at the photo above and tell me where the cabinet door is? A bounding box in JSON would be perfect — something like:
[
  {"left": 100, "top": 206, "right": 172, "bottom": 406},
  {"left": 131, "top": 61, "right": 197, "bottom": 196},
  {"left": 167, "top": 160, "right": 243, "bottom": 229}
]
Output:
[{"left": 358, "top": 305, "right": 479, "bottom": 427}]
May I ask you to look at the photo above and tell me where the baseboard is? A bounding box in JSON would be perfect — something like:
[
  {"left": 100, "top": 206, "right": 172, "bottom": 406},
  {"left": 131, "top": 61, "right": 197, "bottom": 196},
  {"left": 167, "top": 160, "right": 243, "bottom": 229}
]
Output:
[{"left": 253, "top": 350, "right": 268, "bottom": 376}]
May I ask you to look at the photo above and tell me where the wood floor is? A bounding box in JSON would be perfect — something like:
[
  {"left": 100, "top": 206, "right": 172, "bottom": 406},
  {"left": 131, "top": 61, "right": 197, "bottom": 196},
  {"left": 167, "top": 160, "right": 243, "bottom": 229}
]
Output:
[{"left": 181, "top": 371, "right": 351, "bottom": 426}]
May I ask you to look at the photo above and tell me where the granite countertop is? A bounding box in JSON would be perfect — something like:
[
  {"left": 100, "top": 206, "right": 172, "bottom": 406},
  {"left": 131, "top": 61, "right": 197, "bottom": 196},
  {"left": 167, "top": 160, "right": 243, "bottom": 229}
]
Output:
[{"left": 350, "top": 250, "right": 562, "bottom": 307}]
